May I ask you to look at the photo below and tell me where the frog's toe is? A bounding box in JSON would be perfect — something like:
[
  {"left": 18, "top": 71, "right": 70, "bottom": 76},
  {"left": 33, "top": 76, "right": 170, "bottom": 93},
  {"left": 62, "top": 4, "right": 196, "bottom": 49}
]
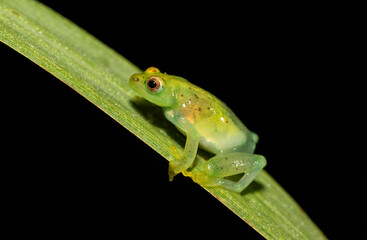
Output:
[
  {"left": 185, "top": 171, "right": 221, "bottom": 187},
  {"left": 168, "top": 161, "right": 186, "bottom": 181},
  {"left": 168, "top": 165, "right": 179, "bottom": 181}
]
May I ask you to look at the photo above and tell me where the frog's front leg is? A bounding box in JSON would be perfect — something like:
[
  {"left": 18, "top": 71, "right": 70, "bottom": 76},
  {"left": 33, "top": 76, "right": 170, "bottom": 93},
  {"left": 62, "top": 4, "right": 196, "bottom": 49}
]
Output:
[
  {"left": 168, "top": 119, "right": 199, "bottom": 181},
  {"left": 195, "top": 152, "right": 266, "bottom": 193}
]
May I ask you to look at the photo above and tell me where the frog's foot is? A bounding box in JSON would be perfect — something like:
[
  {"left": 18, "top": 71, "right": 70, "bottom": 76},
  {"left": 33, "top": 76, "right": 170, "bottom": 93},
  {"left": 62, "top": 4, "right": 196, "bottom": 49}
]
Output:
[
  {"left": 169, "top": 160, "right": 194, "bottom": 181},
  {"left": 168, "top": 163, "right": 179, "bottom": 181},
  {"left": 182, "top": 170, "right": 221, "bottom": 187},
  {"left": 168, "top": 145, "right": 198, "bottom": 181},
  {"left": 168, "top": 146, "right": 179, "bottom": 181},
  {"left": 168, "top": 146, "right": 183, "bottom": 181}
]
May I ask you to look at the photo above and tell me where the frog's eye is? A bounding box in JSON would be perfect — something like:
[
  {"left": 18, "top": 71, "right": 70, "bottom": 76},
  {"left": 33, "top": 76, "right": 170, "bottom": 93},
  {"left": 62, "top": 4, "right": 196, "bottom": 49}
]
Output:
[{"left": 147, "top": 76, "right": 163, "bottom": 92}]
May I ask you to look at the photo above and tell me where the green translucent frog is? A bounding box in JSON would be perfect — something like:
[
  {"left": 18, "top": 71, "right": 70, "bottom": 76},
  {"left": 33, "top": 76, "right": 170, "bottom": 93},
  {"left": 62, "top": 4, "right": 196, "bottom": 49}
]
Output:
[{"left": 129, "top": 67, "right": 266, "bottom": 192}]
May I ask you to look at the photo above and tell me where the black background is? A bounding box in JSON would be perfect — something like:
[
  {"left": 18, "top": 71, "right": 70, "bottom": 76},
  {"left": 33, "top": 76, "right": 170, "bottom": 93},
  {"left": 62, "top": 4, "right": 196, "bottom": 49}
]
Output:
[{"left": 1, "top": 1, "right": 364, "bottom": 239}]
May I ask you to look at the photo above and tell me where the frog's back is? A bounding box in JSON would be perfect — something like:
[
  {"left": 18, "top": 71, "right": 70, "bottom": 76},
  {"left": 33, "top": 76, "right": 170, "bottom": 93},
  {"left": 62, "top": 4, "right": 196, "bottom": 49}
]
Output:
[{"left": 175, "top": 84, "right": 256, "bottom": 154}]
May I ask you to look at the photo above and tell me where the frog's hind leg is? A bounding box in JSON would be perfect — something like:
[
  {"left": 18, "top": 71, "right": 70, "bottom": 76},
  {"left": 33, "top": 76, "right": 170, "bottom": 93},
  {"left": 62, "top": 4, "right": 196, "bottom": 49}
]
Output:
[{"left": 203, "top": 152, "right": 266, "bottom": 193}]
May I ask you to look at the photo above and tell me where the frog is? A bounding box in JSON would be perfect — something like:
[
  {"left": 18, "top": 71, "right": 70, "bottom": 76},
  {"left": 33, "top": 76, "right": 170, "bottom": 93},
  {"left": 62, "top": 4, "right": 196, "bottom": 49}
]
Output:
[{"left": 129, "top": 67, "right": 266, "bottom": 192}]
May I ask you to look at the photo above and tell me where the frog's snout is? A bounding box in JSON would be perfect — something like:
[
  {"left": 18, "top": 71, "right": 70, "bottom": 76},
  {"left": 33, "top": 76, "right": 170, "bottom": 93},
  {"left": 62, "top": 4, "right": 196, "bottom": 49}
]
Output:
[
  {"left": 129, "top": 74, "right": 145, "bottom": 94},
  {"left": 129, "top": 74, "right": 142, "bottom": 88},
  {"left": 130, "top": 74, "right": 141, "bottom": 83}
]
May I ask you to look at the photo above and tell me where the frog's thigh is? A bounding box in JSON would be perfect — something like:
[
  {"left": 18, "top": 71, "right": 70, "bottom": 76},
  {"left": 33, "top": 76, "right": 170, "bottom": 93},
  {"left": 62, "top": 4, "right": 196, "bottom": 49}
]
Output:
[{"left": 206, "top": 152, "right": 266, "bottom": 192}]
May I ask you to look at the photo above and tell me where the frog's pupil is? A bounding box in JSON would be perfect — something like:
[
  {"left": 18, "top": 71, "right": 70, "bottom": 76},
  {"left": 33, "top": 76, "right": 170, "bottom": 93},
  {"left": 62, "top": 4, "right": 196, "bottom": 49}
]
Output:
[{"left": 148, "top": 80, "right": 157, "bottom": 89}]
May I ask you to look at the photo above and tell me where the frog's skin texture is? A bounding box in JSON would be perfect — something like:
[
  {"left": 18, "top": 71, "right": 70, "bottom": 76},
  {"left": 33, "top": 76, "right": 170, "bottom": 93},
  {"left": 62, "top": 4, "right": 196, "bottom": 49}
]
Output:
[{"left": 129, "top": 67, "right": 266, "bottom": 192}]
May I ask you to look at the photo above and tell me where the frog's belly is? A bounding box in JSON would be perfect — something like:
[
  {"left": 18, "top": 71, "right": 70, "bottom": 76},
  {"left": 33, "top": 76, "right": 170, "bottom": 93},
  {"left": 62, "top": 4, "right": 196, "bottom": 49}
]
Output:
[{"left": 196, "top": 123, "right": 247, "bottom": 154}]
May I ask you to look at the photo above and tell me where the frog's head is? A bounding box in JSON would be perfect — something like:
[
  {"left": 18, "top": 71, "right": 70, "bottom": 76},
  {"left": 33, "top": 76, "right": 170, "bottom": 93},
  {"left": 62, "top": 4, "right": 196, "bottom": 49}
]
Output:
[{"left": 129, "top": 67, "right": 178, "bottom": 107}]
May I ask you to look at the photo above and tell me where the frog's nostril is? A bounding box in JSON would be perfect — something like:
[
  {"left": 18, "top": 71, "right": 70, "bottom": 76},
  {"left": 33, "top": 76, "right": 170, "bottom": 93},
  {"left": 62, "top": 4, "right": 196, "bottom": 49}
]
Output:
[{"left": 133, "top": 77, "right": 140, "bottom": 82}]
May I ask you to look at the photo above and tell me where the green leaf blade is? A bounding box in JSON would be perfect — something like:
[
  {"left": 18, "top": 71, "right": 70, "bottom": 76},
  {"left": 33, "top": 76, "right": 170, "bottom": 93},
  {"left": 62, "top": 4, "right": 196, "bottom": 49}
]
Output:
[
  {"left": 209, "top": 172, "right": 325, "bottom": 239},
  {"left": 0, "top": 0, "right": 326, "bottom": 239}
]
